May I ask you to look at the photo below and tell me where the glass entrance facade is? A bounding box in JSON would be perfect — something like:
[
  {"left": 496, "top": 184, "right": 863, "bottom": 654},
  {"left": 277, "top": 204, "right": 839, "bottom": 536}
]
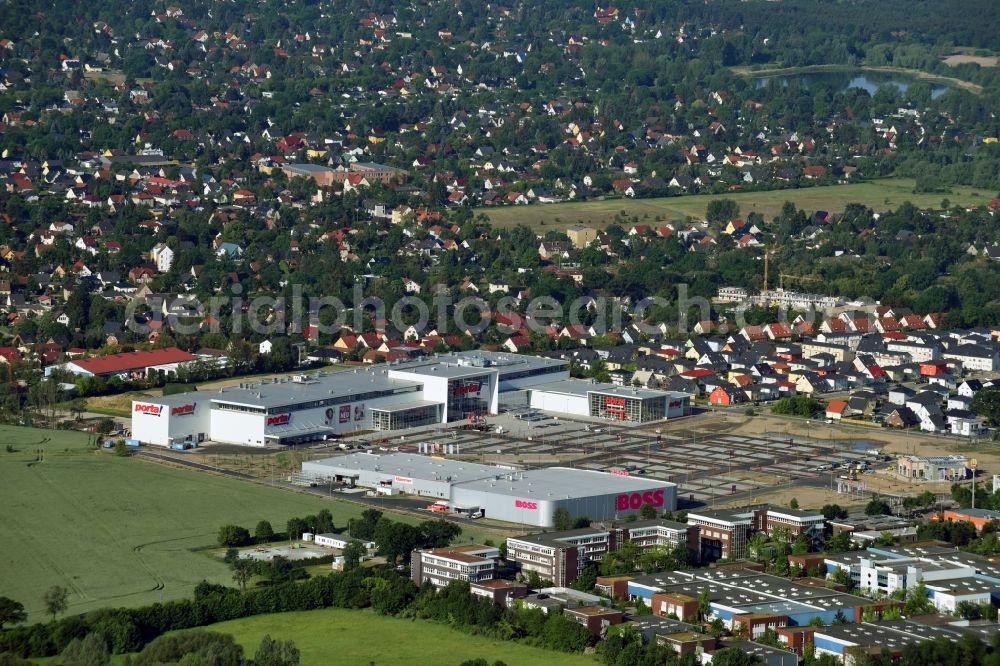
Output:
[
  {"left": 371, "top": 404, "right": 442, "bottom": 431},
  {"left": 447, "top": 375, "right": 490, "bottom": 421},
  {"left": 588, "top": 392, "right": 666, "bottom": 423}
]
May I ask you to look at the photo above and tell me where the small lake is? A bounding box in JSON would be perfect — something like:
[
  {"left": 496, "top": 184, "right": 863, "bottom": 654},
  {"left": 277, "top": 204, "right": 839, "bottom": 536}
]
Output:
[{"left": 752, "top": 70, "right": 950, "bottom": 99}]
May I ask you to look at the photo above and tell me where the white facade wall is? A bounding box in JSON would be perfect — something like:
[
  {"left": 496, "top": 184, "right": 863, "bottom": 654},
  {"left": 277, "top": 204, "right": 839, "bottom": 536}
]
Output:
[
  {"left": 952, "top": 354, "right": 998, "bottom": 373},
  {"left": 164, "top": 400, "right": 211, "bottom": 444},
  {"left": 131, "top": 401, "right": 171, "bottom": 445},
  {"left": 665, "top": 396, "right": 689, "bottom": 418},
  {"left": 314, "top": 534, "right": 373, "bottom": 550},
  {"left": 930, "top": 589, "right": 992, "bottom": 614},
  {"left": 529, "top": 390, "right": 589, "bottom": 416},
  {"left": 409, "top": 373, "right": 450, "bottom": 419},
  {"left": 211, "top": 409, "right": 267, "bottom": 446},
  {"left": 131, "top": 398, "right": 211, "bottom": 446},
  {"left": 886, "top": 342, "right": 940, "bottom": 363}
]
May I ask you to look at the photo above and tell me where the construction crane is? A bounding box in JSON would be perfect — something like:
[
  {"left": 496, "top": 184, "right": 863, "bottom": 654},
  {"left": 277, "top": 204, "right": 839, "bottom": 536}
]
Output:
[{"left": 778, "top": 273, "right": 822, "bottom": 291}]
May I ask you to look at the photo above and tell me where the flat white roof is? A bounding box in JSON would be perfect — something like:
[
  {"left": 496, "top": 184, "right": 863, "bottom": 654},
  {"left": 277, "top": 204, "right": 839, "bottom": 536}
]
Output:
[
  {"left": 454, "top": 467, "right": 675, "bottom": 499},
  {"left": 392, "top": 351, "right": 567, "bottom": 379},
  {"left": 530, "top": 379, "right": 688, "bottom": 401},
  {"left": 303, "top": 452, "right": 500, "bottom": 483}
]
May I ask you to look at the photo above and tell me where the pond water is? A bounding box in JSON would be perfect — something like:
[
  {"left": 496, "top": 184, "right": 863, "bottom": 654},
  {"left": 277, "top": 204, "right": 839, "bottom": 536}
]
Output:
[{"left": 752, "top": 70, "right": 949, "bottom": 99}]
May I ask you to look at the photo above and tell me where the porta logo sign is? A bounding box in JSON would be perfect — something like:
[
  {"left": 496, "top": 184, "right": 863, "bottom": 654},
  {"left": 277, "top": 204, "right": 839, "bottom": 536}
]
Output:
[
  {"left": 616, "top": 489, "right": 665, "bottom": 511},
  {"left": 134, "top": 403, "right": 162, "bottom": 416},
  {"left": 515, "top": 499, "right": 538, "bottom": 510},
  {"left": 266, "top": 413, "right": 291, "bottom": 427},
  {"left": 454, "top": 383, "right": 481, "bottom": 396},
  {"left": 171, "top": 404, "right": 195, "bottom": 416}
]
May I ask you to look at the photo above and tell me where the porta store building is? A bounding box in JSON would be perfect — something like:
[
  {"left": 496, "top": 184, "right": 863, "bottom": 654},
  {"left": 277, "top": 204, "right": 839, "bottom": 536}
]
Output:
[
  {"left": 301, "top": 452, "right": 677, "bottom": 528},
  {"left": 528, "top": 380, "right": 690, "bottom": 423},
  {"left": 131, "top": 352, "right": 691, "bottom": 447},
  {"left": 132, "top": 352, "right": 568, "bottom": 447}
]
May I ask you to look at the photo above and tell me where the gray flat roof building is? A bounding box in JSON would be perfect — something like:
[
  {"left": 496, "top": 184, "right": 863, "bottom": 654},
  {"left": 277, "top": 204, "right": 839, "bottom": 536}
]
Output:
[
  {"left": 303, "top": 452, "right": 500, "bottom": 485},
  {"left": 302, "top": 452, "right": 676, "bottom": 527},
  {"left": 210, "top": 370, "right": 423, "bottom": 411}
]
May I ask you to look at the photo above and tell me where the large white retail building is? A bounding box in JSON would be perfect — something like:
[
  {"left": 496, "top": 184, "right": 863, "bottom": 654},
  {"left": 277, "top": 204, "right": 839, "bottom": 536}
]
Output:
[
  {"left": 130, "top": 351, "right": 690, "bottom": 447},
  {"left": 301, "top": 452, "right": 678, "bottom": 528}
]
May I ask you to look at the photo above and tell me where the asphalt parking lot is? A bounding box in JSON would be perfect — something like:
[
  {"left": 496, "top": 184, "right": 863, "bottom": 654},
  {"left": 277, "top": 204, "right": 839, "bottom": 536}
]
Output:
[
  {"left": 238, "top": 543, "right": 330, "bottom": 562},
  {"left": 351, "top": 413, "right": 884, "bottom": 510}
]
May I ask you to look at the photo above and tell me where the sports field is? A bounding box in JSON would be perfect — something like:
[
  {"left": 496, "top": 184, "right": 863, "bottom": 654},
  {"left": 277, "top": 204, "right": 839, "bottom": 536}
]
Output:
[
  {"left": 478, "top": 177, "right": 992, "bottom": 230},
  {"left": 204, "top": 608, "right": 597, "bottom": 665},
  {"left": 0, "top": 428, "right": 503, "bottom": 622}
]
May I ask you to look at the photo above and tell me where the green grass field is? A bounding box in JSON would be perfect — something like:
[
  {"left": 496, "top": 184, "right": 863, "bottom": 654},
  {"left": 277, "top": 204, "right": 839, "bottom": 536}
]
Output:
[
  {"left": 200, "top": 608, "right": 597, "bottom": 666},
  {"left": 0, "top": 428, "right": 505, "bottom": 622},
  {"left": 0, "top": 425, "right": 96, "bottom": 452},
  {"left": 479, "top": 177, "right": 992, "bottom": 231}
]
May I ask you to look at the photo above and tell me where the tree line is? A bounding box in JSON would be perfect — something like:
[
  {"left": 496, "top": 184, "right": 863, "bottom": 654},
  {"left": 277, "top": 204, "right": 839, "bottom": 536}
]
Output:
[{"left": 0, "top": 565, "right": 600, "bottom": 661}]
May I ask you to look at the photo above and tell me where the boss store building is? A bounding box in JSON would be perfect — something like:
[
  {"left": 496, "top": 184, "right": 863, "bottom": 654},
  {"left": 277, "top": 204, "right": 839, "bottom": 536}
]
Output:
[
  {"left": 300, "top": 453, "right": 676, "bottom": 528},
  {"left": 450, "top": 467, "right": 678, "bottom": 528}
]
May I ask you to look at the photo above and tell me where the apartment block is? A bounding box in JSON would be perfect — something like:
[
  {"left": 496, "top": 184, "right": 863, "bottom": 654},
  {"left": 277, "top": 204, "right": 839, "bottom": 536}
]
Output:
[
  {"left": 506, "top": 528, "right": 607, "bottom": 586},
  {"left": 686, "top": 505, "right": 825, "bottom": 563},
  {"left": 410, "top": 544, "right": 499, "bottom": 588},
  {"left": 507, "top": 520, "right": 697, "bottom": 586},
  {"left": 686, "top": 508, "right": 755, "bottom": 562},
  {"left": 823, "top": 545, "right": 1000, "bottom": 614}
]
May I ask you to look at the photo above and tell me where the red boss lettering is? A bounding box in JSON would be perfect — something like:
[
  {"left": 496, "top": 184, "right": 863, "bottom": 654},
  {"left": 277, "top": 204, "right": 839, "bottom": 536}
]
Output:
[
  {"left": 515, "top": 499, "right": 538, "bottom": 510},
  {"left": 616, "top": 489, "right": 667, "bottom": 511}
]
